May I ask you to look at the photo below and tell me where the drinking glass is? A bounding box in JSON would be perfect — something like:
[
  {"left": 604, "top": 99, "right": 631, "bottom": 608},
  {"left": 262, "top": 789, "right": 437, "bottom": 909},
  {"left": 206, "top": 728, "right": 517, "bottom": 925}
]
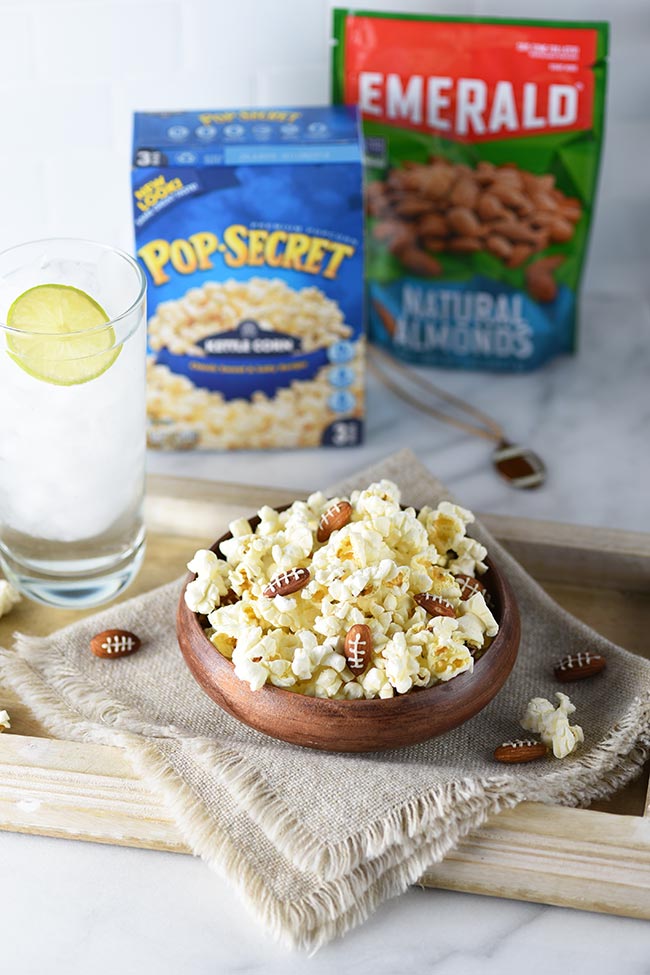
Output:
[{"left": 0, "top": 239, "right": 147, "bottom": 608}]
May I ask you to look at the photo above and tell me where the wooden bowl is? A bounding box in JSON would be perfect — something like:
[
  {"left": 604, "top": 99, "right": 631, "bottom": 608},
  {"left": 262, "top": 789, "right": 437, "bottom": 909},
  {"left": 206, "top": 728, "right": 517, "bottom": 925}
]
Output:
[{"left": 176, "top": 511, "right": 520, "bottom": 752}]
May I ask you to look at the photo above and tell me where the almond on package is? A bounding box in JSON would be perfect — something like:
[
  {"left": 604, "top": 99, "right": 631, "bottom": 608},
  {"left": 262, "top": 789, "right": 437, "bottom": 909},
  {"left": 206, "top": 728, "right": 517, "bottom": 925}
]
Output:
[{"left": 332, "top": 11, "right": 609, "bottom": 371}]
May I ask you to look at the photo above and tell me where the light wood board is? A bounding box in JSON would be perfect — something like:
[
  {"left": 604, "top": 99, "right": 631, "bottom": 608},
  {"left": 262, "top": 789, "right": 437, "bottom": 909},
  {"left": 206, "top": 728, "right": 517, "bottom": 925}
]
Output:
[{"left": 1, "top": 475, "right": 649, "bottom": 920}]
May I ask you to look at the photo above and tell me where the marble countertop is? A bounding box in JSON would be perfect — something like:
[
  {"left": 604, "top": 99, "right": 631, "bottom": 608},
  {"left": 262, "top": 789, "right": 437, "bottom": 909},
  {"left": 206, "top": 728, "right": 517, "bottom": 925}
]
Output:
[
  {"left": 3, "top": 286, "right": 649, "bottom": 972},
  {"left": 2, "top": 829, "right": 649, "bottom": 974}
]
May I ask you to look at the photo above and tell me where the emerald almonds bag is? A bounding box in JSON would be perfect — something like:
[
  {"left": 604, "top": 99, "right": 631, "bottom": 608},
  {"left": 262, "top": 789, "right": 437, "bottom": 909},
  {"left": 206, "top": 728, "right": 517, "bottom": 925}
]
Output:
[{"left": 332, "top": 10, "right": 609, "bottom": 371}]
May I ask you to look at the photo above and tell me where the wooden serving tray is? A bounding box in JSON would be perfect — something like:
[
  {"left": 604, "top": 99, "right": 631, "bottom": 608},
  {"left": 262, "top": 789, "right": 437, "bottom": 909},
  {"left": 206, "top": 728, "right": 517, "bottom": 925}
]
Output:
[{"left": 1, "top": 476, "right": 649, "bottom": 919}]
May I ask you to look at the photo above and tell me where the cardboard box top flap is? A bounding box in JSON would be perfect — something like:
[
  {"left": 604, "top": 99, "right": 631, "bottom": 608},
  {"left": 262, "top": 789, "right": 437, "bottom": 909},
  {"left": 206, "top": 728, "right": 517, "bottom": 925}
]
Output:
[{"left": 133, "top": 106, "right": 363, "bottom": 167}]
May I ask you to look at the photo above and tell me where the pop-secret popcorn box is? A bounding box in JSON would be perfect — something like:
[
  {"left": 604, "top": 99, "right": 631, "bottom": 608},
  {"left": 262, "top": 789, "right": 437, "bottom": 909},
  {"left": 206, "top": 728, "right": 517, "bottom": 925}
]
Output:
[{"left": 131, "top": 107, "right": 364, "bottom": 450}]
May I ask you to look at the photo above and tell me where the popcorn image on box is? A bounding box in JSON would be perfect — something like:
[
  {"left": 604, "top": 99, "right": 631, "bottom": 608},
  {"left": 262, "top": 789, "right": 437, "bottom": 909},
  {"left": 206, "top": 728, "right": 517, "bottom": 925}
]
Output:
[{"left": 131, "top": 106, "right": 365, "bottom": 449}]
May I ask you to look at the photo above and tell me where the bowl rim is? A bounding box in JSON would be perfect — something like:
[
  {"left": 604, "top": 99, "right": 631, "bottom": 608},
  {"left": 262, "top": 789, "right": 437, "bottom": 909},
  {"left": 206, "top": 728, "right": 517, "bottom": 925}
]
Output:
[{"left": 177, "top": 504, "right": 519, "bottom": 712}]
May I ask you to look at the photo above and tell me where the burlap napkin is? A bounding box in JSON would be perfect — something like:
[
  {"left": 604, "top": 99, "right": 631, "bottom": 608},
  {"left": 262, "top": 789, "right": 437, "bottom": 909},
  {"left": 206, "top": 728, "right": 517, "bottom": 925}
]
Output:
[{"left": 2, "top": 450, "right": 650, "bottom": 951}]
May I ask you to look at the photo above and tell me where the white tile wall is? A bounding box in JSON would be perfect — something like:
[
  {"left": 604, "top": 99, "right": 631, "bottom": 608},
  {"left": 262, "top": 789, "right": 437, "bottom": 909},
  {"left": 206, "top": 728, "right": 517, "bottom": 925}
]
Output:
[
  {"left": 0, "top": 0, "right": 647, "bottom": 295},
  {"left": 0, "top": 7, "right": 37, "bottom": 83},
  {"left": 34, "top": 2, "right": 183, "bottom": 81}
]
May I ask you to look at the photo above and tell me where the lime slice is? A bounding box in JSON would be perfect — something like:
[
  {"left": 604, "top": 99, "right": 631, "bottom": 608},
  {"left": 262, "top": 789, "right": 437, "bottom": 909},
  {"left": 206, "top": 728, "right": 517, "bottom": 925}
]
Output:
[{"left": 6, "top": 284, "right": 121, "bottom": 385}]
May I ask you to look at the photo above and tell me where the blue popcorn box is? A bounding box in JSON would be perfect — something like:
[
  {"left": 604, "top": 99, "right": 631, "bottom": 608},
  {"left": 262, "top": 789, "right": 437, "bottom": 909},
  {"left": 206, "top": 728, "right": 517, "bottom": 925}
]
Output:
[{"left": 132, "top": 106, "right": 365, "bottom": 450}]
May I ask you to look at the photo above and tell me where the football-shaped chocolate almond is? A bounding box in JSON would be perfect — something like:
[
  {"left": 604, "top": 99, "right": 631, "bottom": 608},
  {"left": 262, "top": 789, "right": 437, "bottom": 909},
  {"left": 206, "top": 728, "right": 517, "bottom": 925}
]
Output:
[
  {"left": 91, "top": 629, "right": 141, "bottom": 659},
  {"left": 344, "top": 623, "right": 372, "bottom": 675},
  {"left": 317, "top": 500, "right": 352, "bottom": 543},
  {"left": 494, "top": 740, "right": 548, "bottom": 763},
  {"left": 262, "top": 567, "right": 310, "bottom": 598},
  {"left": 414, "top": 593, "right": 456, "bottom": 618},
  {"left": 554, "top": 651, "right": 606, "bottom": 683},
  {"left": 456, "top": 573, "right": 488, "bottom": 601}
]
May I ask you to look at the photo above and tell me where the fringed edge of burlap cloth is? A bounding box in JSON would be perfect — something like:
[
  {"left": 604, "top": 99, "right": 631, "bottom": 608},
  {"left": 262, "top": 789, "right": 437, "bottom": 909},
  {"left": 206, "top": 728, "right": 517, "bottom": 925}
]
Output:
[{"left": 2, "top": 640, "right": 650, "bottom": 951}]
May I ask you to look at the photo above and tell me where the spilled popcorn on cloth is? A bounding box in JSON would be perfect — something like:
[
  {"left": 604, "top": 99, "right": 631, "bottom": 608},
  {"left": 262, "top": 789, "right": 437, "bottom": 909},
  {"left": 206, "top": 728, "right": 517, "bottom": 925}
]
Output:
[
  {"left": 521, "top": 692, "right": 584, "bottom": 759},
  {"left": 0, "top": 579, "right": 20, "bottom": 619},
  {"left": 184, "top": 480, "right": 498, "bottom": 699},
  {"left": 0, "top": 709, "right": 10, "bottom": 732}
]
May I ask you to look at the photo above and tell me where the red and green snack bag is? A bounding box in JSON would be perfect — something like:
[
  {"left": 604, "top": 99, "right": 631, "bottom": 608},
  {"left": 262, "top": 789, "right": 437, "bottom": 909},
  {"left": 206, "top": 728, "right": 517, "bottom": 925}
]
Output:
[{"left": 332, "top": 9, "right": 608, "bottom": 371}]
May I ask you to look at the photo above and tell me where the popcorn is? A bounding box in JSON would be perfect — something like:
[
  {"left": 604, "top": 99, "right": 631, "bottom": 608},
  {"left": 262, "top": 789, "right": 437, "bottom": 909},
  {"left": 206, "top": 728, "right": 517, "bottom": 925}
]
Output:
[
  {"left": 383, "top": 632, "right": 422, "bottom": 694},
  {"left": 458, "top": 593, "right": 499, "bottom": 640},
  {"left": 186, "top": 480, "right": 498, "bottom": 699},
  {"left": 232, "top": 626, "right": 295, "bottom": 691},
  {"left": 425, "top": 616, "right": 474, "bottom": 681},
  {"left": 360, "top": 665, "right": 395, "bottom": 699},
  {"left": 0, "top": 580, "right": 20, "bottom": 618},
  {"left": 184, "top": 550, "right": 232, "bottom": 614},
  {"left": 521, "top": 692, "right": 584, "bottom": 759},
  {"left": 447, "top": 537, "right": 489, "bottom": 577},
  {"left": 228, "top": 517, "right": 252, "bottom": 538},
  {"left": 415, "top": 503, "right": 485, "bottom": 574},
  {"left": 0, "top": 709, "right": 10, "bottom": 732},
  {"left": 419, "top": 500, "right": 473, "bottom": 546},
  {"left": 291, "top": 633, "right": 345, "bottom": 681},
  {"left": 341, "top": 680, "right": 364, "bottom": 700},
  {"left": 311, "top": 667, "right": 345, "bottom": 699}
]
